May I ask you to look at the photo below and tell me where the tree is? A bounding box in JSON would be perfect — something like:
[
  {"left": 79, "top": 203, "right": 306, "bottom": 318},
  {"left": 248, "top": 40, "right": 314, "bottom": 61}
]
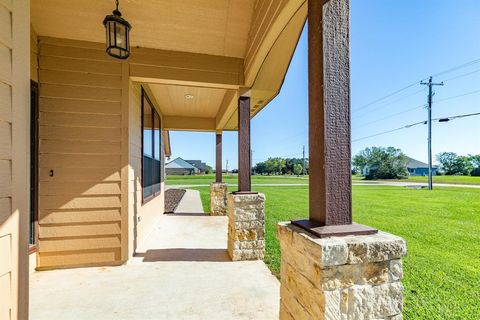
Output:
[
  {"left": 469, "top": 154, "right": 480, "bottom": 168},
  {"left": 436, "top": 152, "right": 472, "bottom": 175},
  {"left": 204, "top": 165, "right": 212, "bottom": 174},
  {"left": 264, "top": 157, "right": 286, "bottom": 175},
  {"left": 254, "top": 161, "right": 267, "bottom": 175},
  {"left": 469, "top": 154, "right": 480, "bottom": 176},
  {"left": 352, "top": 147, "right": 408, "bottom": 180},
  {"left": 293, "top": 163, "right": 303, "bottom": 176}
]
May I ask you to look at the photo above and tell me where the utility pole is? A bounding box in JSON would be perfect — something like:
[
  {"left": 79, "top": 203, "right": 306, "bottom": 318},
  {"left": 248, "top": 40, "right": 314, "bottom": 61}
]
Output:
[
  {"left": 302, "top": 145, "right": 306, "bottom": 176},
  {"left": 420, "top": 76, "right": 444, "bottom": 190},
  {"left": 250, "top": 150, "right": 254, "bottom": 175}
]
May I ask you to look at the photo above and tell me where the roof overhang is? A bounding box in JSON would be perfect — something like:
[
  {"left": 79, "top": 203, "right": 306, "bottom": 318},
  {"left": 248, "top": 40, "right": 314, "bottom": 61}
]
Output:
[{"left": 31, "top": 0, "right": 307, "bottom": 132}]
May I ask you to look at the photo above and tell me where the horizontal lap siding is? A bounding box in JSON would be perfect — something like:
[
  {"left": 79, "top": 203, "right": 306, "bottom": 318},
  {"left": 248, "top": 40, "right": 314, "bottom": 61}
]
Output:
[
  {"left": 37, "top": 37, "right": 125, "bottom": 269},
  {"left": 0, "top": 2, "right": 13, "bottom": 319}
]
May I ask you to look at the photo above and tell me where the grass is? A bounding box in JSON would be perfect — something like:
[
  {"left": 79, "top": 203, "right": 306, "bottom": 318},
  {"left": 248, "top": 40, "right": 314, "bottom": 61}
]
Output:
[
  {"left": 166, "top": 173, "right": 308, "bottom": 186},
  {"left": 169, "top": 176, "right": 480, "bottom": 319},
  {"left": 352, "top": 174, "right": 480, "bottom": 185},
  {"left": 169, "top": 173, "right": 480, "bottom": 186}
]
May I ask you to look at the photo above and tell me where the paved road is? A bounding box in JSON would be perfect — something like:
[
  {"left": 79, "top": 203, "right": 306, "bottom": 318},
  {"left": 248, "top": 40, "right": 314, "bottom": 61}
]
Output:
[{"left": 352, "top": 180, "right": 480, "bottom": 189}]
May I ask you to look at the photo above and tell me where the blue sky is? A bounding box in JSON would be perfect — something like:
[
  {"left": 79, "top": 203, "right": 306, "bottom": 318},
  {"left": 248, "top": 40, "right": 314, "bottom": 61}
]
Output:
[{"left": 169, "top": 0, "right": 480, "bottom": 169}]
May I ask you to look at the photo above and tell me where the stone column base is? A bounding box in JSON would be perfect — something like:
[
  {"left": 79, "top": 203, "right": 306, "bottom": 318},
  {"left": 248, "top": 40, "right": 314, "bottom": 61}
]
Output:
[
  {"left": 227, "top": 193, "right": 265, "bottom": 261},
  {"left": 278, "top": 222, "right": 407, "bottom": 320},
  {"left": 210, "top": 182, "right": 227, "bottom": 216}
]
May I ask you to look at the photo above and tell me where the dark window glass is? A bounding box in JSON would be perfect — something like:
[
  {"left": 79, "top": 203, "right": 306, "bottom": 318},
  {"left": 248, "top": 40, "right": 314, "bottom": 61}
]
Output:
[
  {"left": 153, "top": 113, "right": 161, "bottom": 194},
  {"left": 30, "top": 81, "right": 39, "bottom": 246},
  {"left": 142, "top": 90, "right": 162, "bottom": 201}
]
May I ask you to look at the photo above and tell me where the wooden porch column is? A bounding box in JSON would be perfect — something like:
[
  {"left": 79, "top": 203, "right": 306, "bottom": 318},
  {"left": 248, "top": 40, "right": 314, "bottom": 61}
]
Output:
[
  {"left": 215, "top": 132, "right": 222, "bottom": 183},
  {"left": 293, "top": 0, "right": 376, "bottom": 237},
  {"left": 237, "top": 96, "right": 252, "bottom": 192}
]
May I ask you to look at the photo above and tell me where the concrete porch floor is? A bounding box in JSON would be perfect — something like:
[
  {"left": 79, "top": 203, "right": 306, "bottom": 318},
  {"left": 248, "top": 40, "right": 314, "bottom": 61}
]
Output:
[{"left": 30, "top": 189, "right": 280, "bottom": 320}]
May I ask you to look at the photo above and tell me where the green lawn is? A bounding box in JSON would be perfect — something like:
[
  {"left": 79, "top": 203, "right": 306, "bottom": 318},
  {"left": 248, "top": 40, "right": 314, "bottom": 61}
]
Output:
[
  {"left": 166, "top": 173, "right": 308, "bottom": 186},
  {"left": 353, "top": 174, "right": 480, "bottom": 185},
  {"left": 182, "top": 179, "right": 480, "bottom": 319},
  {"left": 168, "top": 173, "right": 480, "bottom": 186}
]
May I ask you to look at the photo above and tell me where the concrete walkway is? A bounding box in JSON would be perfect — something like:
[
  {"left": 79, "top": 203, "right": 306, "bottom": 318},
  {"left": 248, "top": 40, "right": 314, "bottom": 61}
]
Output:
[
  {"left": 174, "top": 189, "right": 204, "bottom": 213},
  {"left": 30, "top": 190, "right": 280, "bottom": 320}
]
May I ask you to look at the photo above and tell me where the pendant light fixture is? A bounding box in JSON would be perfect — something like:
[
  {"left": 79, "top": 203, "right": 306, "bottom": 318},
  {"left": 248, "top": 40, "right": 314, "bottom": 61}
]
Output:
[{"left": 103, "top": 0, "right": 131, "bottom": 59}]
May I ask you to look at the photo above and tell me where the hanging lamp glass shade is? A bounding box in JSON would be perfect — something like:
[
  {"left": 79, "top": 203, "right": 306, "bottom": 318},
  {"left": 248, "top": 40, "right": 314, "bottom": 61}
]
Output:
[{"left": 103, "top": 2, "right": 131, "bottom": 59}]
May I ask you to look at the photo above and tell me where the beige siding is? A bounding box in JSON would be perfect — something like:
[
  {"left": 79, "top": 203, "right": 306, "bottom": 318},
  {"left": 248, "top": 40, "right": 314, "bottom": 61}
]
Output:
[
  {"left": 128, "top": 82, "right": 165, "bottom": 256},
  {"left": 37, "top": 37, "right": 126, "bottom": 269},
  {"left": 0, "top": 0, "right": 30, "bottom": 318}
]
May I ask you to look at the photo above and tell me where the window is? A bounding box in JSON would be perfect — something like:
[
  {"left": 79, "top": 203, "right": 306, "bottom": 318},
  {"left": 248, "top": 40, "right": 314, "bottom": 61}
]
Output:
[
  {"left": 142, "top": 89, "right": 162, "bottom": 202},
  {"left": 30, "top": 81, "right": 39, "bottom": 248}
]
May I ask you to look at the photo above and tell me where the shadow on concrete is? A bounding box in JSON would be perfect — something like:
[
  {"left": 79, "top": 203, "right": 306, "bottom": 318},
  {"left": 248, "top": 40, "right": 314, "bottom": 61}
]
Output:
[{"left": 136, "top": 248, "right": 230, "bottom": 262}]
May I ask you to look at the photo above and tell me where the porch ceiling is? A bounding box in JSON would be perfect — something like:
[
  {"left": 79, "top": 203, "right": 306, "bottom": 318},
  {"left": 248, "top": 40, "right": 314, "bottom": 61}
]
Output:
[
  {"left": 149, "top": 84, "right": 227, "bottom": 118},
  {"left": 31, "top": 0, "right": 255, "bottom": 58}
]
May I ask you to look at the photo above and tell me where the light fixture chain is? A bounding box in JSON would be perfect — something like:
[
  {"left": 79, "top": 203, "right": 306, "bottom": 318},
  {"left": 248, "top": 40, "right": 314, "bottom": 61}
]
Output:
[{"left": 116, "top": 0, "right": 119, "bottom": 11}]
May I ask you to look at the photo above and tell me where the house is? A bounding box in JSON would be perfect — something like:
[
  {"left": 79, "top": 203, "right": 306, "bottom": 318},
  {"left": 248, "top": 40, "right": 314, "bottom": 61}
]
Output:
[
  {"left": 185, "top": 160, "right": 208, "bottom": 173},
  {"left": 407, "top": 157, "right": 438, "bottom": 176},
  {"left": 0, "top": 1, "right": 406, "bottom": 319},
  {"left": 165, "top": 157, "right": 198, "bottom": 175}
]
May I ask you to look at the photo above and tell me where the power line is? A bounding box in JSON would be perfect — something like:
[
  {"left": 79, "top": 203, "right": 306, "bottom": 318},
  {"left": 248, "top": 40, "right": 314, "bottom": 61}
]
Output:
[
  {"left": 440, "top": 66, "right": 480, "bottom": 83},
  {"left": 434, "top": 88, "right": 480, "bottom": 104},
  {"left": 432, "top": 58, "right": 480, "bottom": 78},
  {"left": 352, "top": 88, "right": 425, "bottom": 118},
  {"left": 354, "top": 103, "right": 426, "bottom": 129},
  {"left": 353, "top": 57, "right": 480, "bottom": 114},
  {"left": 355, "top": 86, "right": 480, "bottom": 129},
  {"left": 438, "top": 111, "right": 480, "bottom": 121},
  {"left": 352, "top": 82, "right": 419, "bottom": 113},
  {"left": 352, "top": 111, "right": 480, "bottom": 142}
]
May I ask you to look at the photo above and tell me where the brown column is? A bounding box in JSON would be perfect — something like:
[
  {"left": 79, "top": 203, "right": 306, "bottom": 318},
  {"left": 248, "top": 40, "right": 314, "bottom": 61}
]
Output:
[
  {"left": 293, "top": 0, "right": 376, "bottom": 237},
  {"left": 237, "top": 96, "right": 252, "bottom": 192},
  {"left": 215, "top": 133, "right": 222, "bottom": 183}
]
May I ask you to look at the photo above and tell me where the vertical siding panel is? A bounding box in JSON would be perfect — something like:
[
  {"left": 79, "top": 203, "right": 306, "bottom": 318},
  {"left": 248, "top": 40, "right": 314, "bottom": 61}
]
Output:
[
  {"left": 0, "top": 2, "right": 14, "bottom": 319},
  {"left": 10, "top": 0, "right": 30, "bottom": 318}
]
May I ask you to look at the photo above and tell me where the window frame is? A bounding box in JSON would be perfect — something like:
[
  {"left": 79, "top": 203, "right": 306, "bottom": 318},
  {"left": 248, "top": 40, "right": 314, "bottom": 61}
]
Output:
[
  {"left": 30, "top": 80, "right": 39, "bottom": 251},
  {"left": 141, "top": 88, "right": 162, "bottom": 204}
]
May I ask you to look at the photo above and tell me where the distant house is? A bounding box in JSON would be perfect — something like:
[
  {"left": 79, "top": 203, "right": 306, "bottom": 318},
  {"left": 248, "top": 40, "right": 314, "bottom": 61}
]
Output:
[
  {"left": 185, "top": 160, "right": 208, "bottom": 173},
  {"left": 165, "top": 157, "right": 199, "bottom": 175},
  {"left": 406, "top": 157, "right": 438, "bottom": 176}
]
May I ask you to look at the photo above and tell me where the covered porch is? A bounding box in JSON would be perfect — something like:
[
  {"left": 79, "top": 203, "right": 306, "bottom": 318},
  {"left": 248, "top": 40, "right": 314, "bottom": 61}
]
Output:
[
  {"left": 30, "top": 190, "right": 280, "bottom": 319},
  {"left": 0, "top": 0, "right": 406, "bottom": 318}
]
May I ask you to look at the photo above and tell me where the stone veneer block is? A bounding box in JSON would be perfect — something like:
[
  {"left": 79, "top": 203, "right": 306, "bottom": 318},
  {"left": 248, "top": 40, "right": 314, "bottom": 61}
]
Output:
[
  {"left": 277, "top": 222, "right": 407, "bottom": 320},
  {"left": 227, "top": 193, "right": 265, "bottom": 261},
  {"left": 210, "top": 182, "right": 228, "bottom": 216}
]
